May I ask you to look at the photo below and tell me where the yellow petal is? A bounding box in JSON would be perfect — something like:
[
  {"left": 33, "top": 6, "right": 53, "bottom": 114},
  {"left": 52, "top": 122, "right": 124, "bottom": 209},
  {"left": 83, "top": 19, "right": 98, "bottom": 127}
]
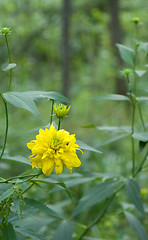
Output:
[{"left": 42, "top": 159, "right": 55, "bottom": 176}]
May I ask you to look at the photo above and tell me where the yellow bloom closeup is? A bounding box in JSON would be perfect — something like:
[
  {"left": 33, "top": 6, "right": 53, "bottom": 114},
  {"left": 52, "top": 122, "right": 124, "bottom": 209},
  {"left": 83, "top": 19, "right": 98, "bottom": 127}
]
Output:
[
  {"left": 27, "top": 124, "right": 82, "bottom": 176},
  {"left": 141, "top": 188, "right": 148, "bottom": 197},
  {"left": 53, "top": 103, "right": 71, "bottom": 118}
]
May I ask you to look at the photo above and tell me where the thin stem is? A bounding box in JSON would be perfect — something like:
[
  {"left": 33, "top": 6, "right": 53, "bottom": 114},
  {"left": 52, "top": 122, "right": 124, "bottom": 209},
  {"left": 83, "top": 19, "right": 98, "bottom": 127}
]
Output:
[
  {"left": 58, "top": 118, "right": 61, "bottom": 130},
  {"left": 50, "top": 100, "right": 54, "bottom": 124},
  {"left": 5, "top": 34, "right": 12, "bottom": 91},
  {"left": 0, "top": 95, "right": 8, "bottom": 159},
  {"left": 134, "top": 147, "right": 148, "bottom": 177},
  {"left": 127, "top": 75, "right": 136, "bottom": 177}
]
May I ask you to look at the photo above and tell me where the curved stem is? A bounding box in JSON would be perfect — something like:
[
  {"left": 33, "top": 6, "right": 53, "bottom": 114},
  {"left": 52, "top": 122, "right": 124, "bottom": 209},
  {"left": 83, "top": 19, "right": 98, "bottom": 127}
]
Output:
[
  {"left": 5, "top": 34, "right": 12, "bottom": 91},
  {"left": 0, "top": 95, "right": 8, "bottom": 159},
  {"left": 138, "top": 104, "right": 146, "bottom": 131}
]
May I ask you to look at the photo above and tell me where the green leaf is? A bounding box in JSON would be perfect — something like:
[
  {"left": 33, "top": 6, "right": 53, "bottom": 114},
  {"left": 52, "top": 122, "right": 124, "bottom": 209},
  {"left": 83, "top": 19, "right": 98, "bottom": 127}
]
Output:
[
  {"left": 2, "top": 223, "right": 17, "bottom": 240},
  {"left": 132, "top": 132, "right": 148, "bottom": 142},
  {"left": 116, "top": 43, "right": 135, "bottom": 65},
  {"left": 15, "top": 227, "right": 47, "bottom": 240},
  {"left": 135, "top": 70, "right": 146, "bottom": 77},
  {"left": 13, "top": 198, "right": 22, "bottom": 219},
  {"left": 96, "top": 134, "right": 129, "bottom": 148},
  {"left": 76, "top": 140, "right": 102, "bottom": 153},
  {"left": 23, "top": 91, "right": 70, "bottom": 104},
  {"left": 124, "top": 211, "right": 148, "bottom": 240},
  {"left": 3, "top": 92, "right": 42, "bottom": 120},
  {"left": 54, "top": 220, "right": 73, "bottom": 240},
  {"left": 93, "top": 94, "right": 129, "bottom": 101},
  {"left": 139, "top": 141, "right": 147, "bottom": 153},
  {"left": 24, "top": 198, "right": 63, "bottom": 218},
  {"left": 0, "top": 188, "right": 14, "bottom": 202},
  {"left": 136, "top": 97, "right": 148, "bottom": 103},
  {"left": 71, "top": 180, "right": 118, "bottom": 218},
  {"left": 31, "top": 178, "right": 72, "bottom": 200},
  {"left": 2, "top": 154, "right": 32, "bottom": 166},
  {"left": 96, "top": 126, "right": 131, "bottom": 133},
  {"left": 125, "top": 178, "right": 144, "bottom": 215},
  {"left": 2, "top": 63, "right": 16, "bottom": 71}
]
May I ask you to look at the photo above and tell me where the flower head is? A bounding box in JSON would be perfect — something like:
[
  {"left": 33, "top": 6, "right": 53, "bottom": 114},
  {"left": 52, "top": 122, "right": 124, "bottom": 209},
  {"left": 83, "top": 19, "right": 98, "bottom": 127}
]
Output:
[
  {"left": 27, "top": 124, "right": 82, "bottom": 176},
  {"left": 53, "top": 103, "right": 71, "bottom": 118},
  {"left": 132, "top": 17, "right": 140, "bottom": 24},
  {"left": 0, "top": 27, "right": 10, "bottom": 35}
]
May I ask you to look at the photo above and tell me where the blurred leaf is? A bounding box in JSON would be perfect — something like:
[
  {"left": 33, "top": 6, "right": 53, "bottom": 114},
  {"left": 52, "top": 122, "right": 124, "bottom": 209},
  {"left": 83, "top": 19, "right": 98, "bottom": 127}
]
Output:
[
  {"left": 15, "top": 227, "right": 47, "bottom": 240},
  {"left": 82, "top": 124, "right": 96, "bottom": 128},
  {"left": 139, "top": 141, "right": 147, "bottom": 153},
  {"left": 76, "top": 140, "right": 102, "bottom": 153},
  {"left": 23, "top": 91, "right": 70, "bottom": 104},
  {"left": 96, "top": 126, "right": 131, "bottom": 133},
  {"left": 2, "top": 154, "right": 32, "bottom": 166},
  {"left": 2, "top": 63, "right": 16, "bottom": 71},
  {"left": 93, "top": 94, "right": 129, "bottom": 101},
  {"left": 24, "top": 198, "right": 63, "bottom": 218},
  {"left": 124, "top": 211, "right": 148, "bottom": 240},
  {"left": 116, "top": 43, "right": 135, "bottom": 65},
  {"left": 31, "top": 178, "right": 72, "bottom": 200},
  {"left": 54, "top": 220, "right": 73, "bottom": 240},
  {"left": 96, "top": 134, "right": 129, "bottom": 148},
  {"left": 14, "top": 198, "right": 22, "bottom": 219},
  {"left": 135, "top": 70, "right": 146, "bottom": 77},
  {"left": 132, "top": 132, "right": 148, "bottom": 142},
  {"left": 125, "top": 178, "right": 144, "bottom": 215},
  {"left": 0, "top": 188, "right": 14, "bottom": 202},
  {"left": 71, "top": 180, "right": 118, "bottom": 217},
  {"left": 3, "top": 92, "right": 42, "bottom": 120},
  {"left": 136, "top": 97, "right": 148, "bottom": 103},
  {"left": 2, "top": 223, "right": 17, "bottom": 240}
]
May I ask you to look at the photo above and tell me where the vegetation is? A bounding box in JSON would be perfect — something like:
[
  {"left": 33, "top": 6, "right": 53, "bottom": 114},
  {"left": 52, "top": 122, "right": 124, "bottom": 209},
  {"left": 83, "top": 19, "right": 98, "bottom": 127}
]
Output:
[{"left": 0, "top": 0, "right": 148, "bottom": 239}]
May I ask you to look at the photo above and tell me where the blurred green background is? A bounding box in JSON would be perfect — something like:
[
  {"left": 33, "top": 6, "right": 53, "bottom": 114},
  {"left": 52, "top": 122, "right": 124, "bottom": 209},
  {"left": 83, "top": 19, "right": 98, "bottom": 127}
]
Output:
[{"left": 0, "top": 0, "right": 148, "bottom": 239}]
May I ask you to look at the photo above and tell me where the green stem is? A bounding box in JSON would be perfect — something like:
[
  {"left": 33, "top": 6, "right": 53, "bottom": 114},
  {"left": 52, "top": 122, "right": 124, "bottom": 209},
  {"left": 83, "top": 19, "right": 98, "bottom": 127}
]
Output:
[
  {"left": 58, "top": 118, "right": 61, "bottom": 130},
  {"left": 5, "top": 34, "right": 12, "bottom": 91},
  {"left": 0, "top": 95, "right": 8, "bottom": 159},
  {"left": 50, "top": 100, "right": 54, "bottom": 124}
]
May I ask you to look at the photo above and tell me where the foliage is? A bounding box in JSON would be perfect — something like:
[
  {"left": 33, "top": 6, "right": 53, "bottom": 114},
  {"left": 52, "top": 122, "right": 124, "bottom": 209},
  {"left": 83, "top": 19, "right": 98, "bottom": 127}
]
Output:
[{"left": 0, "top": 1, "right": 148, "bottom": 240}]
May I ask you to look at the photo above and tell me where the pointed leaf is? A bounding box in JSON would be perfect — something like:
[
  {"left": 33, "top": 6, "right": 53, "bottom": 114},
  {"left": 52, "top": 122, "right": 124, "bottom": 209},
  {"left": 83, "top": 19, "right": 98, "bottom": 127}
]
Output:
[
  {"left": 132, "top": 132, "right": 148, "bottom": 142},
  {"left": 2, "top": 154, "right": 32, "bottom": 166},
  {"left": 76, "top": 140, "right": 102, "bottom": 153},
  {"left": 139, "top": 141, "right": 147, "bottom": 153},
  {"left": 3, "top": 92, "right": 42, "bottom": 120},
  {"left": 71, "top": 180, "right": 118, "bottom": 218},
  {"left": 15, "top": 227, "right": 47, "bottom": 240},
  {"left": 24, "top": 198, "right": 63, "bottom": 218},
  {"left": 125, "top": 211, "right": 148, "bottom": 240},
  {"left": 2, "top": 223, "right": 17, "bottom": 240},
  {"left": 125, "top": 178, "right": 144, "bottom": 215},
  {"left": 136, "top": 97, "right": 148, "bottom": 103},
  {"left": 135, "top": 70, "right": 146, "bottom": 77},
  {"left": 23, "top": 91, "right": 70, "bottom": 104},
  {"left": 54, "top": 220, "right": 73, "bottom": 240},
  {"left": 0, "top": 188, "right": 14, "bottom": 202},
  {"left": 93, "top": 94, "right": 129, "bottom": 101},
  {"left": 96, "top": 134, "right": 129, "bottom": 148},
  {"left": 116, "top": 43, "right": 135, "bottom": 65},
  {"left": 2, "top": 63, "right": 16, "bottom": 71},
  {"left": 96, "top": 126, "right": 131, "bottom": 133}
]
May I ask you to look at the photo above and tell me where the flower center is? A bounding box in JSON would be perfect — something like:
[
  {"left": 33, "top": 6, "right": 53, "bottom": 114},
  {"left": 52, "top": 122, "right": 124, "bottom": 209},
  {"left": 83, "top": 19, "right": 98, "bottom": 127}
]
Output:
[{"left": 50, "top": 136, "right": 63, "bottom": 150}]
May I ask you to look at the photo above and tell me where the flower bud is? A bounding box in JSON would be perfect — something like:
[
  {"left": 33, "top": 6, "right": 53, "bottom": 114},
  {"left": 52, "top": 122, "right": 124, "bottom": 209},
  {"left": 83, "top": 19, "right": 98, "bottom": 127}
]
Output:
[
  {"left": 1, "top": 27, "right": 10, "bottom": 35},
  {"left": 123, "top": 69, "right": 131, "bottom": 76},
  {"left": 141, "top": 188, "right": 148, "bottom": 197},
  {"left": 132, "top": 17, "right": 140, "bottom": 24},
  {"left": 53, "top": 103, "right": 71, "bottom": 118}
]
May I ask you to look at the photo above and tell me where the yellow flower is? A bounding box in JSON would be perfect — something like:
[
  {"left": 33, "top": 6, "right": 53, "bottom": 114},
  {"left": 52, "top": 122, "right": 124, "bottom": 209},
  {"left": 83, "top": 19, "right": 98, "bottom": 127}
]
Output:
[
  {"left": 53, "top": 103, "right": 71, "bottom": 118},
  {"left": 141, "top": 188, "right": 148, "bottom": 197},
  {"left": 27, "top": 124, "right": 82, "bottom": 176}
]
